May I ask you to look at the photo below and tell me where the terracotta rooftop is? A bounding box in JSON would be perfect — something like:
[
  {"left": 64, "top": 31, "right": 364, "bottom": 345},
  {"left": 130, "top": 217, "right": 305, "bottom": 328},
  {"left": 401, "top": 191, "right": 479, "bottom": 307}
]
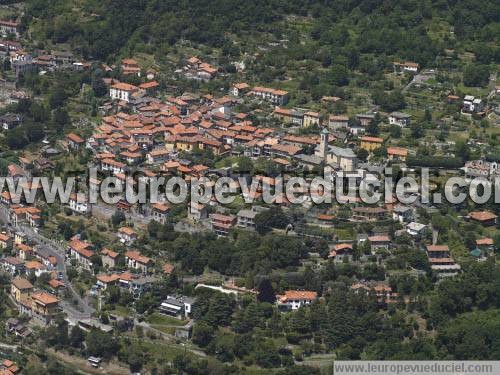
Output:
[
  {"left": 469, "top": 211, "right": 497, "bottom": 222},
  {"left": 11, "top": 277, "right": 33, "bottom": 290},
  {"left": 31, "top": 291, "right": 59, "bottom": 305},
  {"left": 279, "top": 290, "right": 317, "bottom": 302}
]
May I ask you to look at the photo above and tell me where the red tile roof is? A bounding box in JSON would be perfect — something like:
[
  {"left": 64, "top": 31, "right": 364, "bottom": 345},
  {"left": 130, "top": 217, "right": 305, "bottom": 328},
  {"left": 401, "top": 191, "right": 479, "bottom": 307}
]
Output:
[{"left": 278, "top": 290, "right": 317, "bottom": 302}]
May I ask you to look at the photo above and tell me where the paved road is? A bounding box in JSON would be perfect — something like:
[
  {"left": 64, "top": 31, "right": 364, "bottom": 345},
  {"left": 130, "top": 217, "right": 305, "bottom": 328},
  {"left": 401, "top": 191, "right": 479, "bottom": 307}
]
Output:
[
  {"left": 0, "top": 342, "right": 18, "bottom": 351},
  {"left": 0, "top": 205, "right": 95, "bottom": 320},
  {"left": 402, "top": 72, "right": 434, "bottom": 93}
]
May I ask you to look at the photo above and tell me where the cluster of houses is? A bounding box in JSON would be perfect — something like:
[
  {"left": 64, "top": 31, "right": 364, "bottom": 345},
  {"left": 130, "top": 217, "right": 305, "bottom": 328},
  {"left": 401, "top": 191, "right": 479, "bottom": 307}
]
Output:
[
  {"left": 274, "top": 281, "right": 401, "bottom": 311},
  {"left": 177, "top": 56, "right": 218, "bottom": 82},
  {"left": 65, "top": 233, "right": 171, "bottom": 299},
  {"left": 0, "top": 359, "right": 20, "bottom": 375},
  {"left": 0, "top": 230, "right": 61, "bottom": 277},
  {"left": 95, "top": 271, "right": 158, "bottom": 298},
  {"left": 229, "top": 83, "right": 290, "bottom": 106},
  {"left": 0, "top": 190, "right": 42, "bottom": 229},
  {"left": 1, "top": 39, "right": 498, "bottom": 339},
  {"left": 463, "top": 159, "right": 500, "bottom": 180},
  {"left": 1, "top": 231, "right": 64, "bottom": 327},
  {"left": 11, "top": 277, "right": 60, "bottom": 325},
  {"left": 272, "top": 108, "right": 412, "bottom": 131},
  {"left": 9, "top": 49, "right": 90, "bottom": 77}
]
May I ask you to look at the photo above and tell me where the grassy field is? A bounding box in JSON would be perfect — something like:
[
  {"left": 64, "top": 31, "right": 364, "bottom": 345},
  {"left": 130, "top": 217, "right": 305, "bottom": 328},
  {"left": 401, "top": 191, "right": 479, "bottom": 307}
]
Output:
[
  {"left": 146, "top": 312, "right": 188, "bottom": 326},
  {"left": 150, "top": 325, "right": 176, "bottom": 335},
  {"left": 109, "top": 305, "right": 133, "bottom": 317}
]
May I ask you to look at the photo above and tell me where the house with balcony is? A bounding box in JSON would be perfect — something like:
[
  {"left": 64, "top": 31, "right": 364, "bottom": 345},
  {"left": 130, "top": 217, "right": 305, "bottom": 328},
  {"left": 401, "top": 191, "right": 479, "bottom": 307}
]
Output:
[
  {"left": 66, "top": 133, "right": 84, "bottom": 150},
  {"left": 117, "top": 227, "right": 138, "bottom": 245},
  {"left": 249, "top": 87, "right": 289, "bottom": 106},
  {"left": 24, "top": 260, "right": 48, "bottom": 277},
  {"left": 303, "top": 112, "right": 321, "bottom": 127},
  {"left": 352, "top": 207, "right": 387, "bottom": 221},
  {"left": 125, "top": 250, "right": 152, "bottom": 274},
  {"left": 360, "top": 136, "right": 384, "bottom": 152},
  {"left": 109, "top": 82, "right": 139, "bottom": 102},
  {"left": 229, "top": 83, "right": 250, "bottom": 97},
  {"left": 151, "top": 202, "right": 170, "bottom": 224},
  {"left": 328, "top": 243, "right": 354, "bottom": 262},
  {"left": 210, "top": 213, "right": 236, "bottom": 237},
  {"left": 101, "top": 158, "right": 126, "bottom": 175},
  {"left": 387, "top": 147, "right": 408, "bottom": 162},
  {"left": 368, "top": 235, "right": 391, "bottom": 252},
  {"left": 19, "top": 291, "right": 59, "bottom": 325},
  {"left": 121, "top": 58, "right": 141, "bottom": 76},
  {"left": 0, "top": 19, "right": 20, "bottom": 38},
  {"left": 236, "top": 206, "right": 269, "bottom": 230},
  {"left": 67, "top": 239, "right": 94, "bottom": 271},
  {"left": 273, "top": 107, "right": 304, "bottom": 126},
  {"left": 426, "top": 245, "right": 461, "bottom": 277}
]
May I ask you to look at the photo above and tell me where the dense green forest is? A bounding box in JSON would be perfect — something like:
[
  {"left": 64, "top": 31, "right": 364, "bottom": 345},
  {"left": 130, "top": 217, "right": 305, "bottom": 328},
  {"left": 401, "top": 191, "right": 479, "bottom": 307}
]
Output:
[{"left": 24, "top": 0, "right": 500, "bottom": 65}]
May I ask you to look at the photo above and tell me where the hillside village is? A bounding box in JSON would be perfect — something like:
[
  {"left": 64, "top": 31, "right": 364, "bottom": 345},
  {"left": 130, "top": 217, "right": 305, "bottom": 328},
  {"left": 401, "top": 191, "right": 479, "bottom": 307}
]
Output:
[{"left": 0, "top": 0, "right": 499, "bottom": 374}]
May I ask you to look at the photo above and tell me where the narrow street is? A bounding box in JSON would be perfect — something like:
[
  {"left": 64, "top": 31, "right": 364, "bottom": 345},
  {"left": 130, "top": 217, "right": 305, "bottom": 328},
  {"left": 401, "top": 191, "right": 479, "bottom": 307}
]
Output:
[{"left": 0, "top": 205, "right": 95, "bottom": 320}]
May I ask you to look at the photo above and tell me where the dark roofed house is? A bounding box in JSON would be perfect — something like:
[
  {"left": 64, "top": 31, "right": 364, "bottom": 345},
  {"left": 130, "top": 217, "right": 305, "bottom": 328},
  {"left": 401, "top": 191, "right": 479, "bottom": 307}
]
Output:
[
  {"left": 0, "top": 113, "right": 23, "bottom": 130},
  {"left": 6, "top": 317, "right": 33, "bottom": 338},
  {"left": 1, "top": 257, "right": 24, "bottom": 276},
  {"left": 352, "top": 207, "right": 387, "bottom": 221},
  {"left": 389, "top": 112, "right": 411, "bottom": 127}
]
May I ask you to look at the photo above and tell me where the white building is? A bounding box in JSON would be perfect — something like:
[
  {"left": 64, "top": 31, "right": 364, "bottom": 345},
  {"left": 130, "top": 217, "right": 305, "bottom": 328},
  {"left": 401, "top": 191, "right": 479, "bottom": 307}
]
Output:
[
  {"left": 0, "top": 20, "right": 20, "bottom": 38},
  {"left": 402, "top": 61, "right": 419, "bottom": 72},
  {"left": 109, "top": 82, "right": 139, "bottom": 102},
  {"left": 67, "top": 239, "right": 94, "bottom": 271},
  {"left": 69, "top": 193, "right": 90, "bottom": 214},
  {"left": 406, "top": 222, "right": 427, "bottom": 237},
  {"left": 276, "top": 290, "right": 317, "bottom": 311},
  {"left": 159, "top": 295, "right": 196, "bottom": 318},
  {"left": 463, "top": 95, "right": 484, "bottom": 113},
  {"left": 389, "top": 112, "right": 411, "bottom": 127},
  {"left": 125, "top": 251, "right": 152, "bottom": 274},
  {"left": 249, "top": 87, "right": 289, "bottom": 106},
  {"left": 101, "top": 158, "right": 126, "bottom": 175}
]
